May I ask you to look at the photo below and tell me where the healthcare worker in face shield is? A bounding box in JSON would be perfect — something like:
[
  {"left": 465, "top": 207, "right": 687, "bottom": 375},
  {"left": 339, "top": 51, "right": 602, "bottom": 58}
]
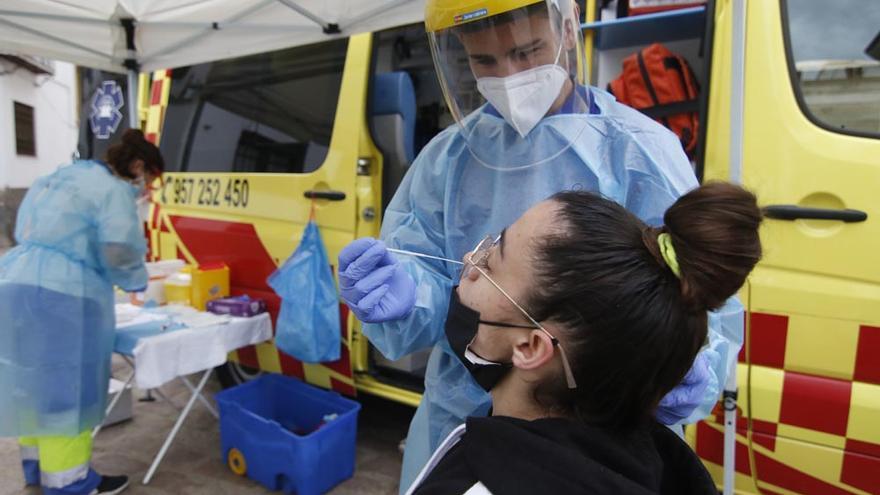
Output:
[
  {"left": 338, "top": 1, "right": 744, "bottom": 491},
  {"left": 0, "top": 129, "right": 163, "bottom": 495}
]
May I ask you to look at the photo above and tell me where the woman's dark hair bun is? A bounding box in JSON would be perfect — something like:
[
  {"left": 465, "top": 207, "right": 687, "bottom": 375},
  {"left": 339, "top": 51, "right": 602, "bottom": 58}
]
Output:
[
  {"left": 104, "top": 128, "right": 165, "bottom": 179},
  {"left": 662, "top": 181, "right": 763, "bottom": 312},
  {"left": 122, "top": 128, "right": 146, "bottom": 145}
]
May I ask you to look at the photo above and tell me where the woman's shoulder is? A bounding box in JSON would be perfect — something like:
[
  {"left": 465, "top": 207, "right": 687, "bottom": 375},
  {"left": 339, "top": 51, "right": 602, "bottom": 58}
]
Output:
[
  {"left": 413, "top": 416, "right": 718, "bottom": 495},
  {"left": 408, "top": 424, "right": 476, "bottom": 495},
  {"left": 411, "top": 416, "right": 592, "bottom": 495}
]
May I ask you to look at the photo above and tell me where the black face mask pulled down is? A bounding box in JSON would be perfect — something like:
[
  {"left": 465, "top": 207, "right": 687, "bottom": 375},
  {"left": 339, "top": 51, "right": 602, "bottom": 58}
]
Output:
[{"left": 445, "top": 288, "right": 515, "bottom": 392}]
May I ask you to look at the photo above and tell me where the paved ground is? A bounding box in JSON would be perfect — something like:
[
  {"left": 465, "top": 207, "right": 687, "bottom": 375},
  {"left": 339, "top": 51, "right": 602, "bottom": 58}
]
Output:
[{"left": 0, "top": 357, "right": 414, "bottom": 495}]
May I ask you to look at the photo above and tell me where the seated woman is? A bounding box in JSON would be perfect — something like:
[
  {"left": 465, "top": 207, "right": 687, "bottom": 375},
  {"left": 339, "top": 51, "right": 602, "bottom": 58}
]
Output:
[{"left": 406, "top": 182, "right": 762, "bottom": 495}]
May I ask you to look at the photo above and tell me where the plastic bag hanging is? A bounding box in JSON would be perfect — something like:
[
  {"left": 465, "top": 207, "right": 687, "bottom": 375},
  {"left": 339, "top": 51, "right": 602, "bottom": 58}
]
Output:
[{"left": 267, "top": 213, "right": 341, "bottom": 363}]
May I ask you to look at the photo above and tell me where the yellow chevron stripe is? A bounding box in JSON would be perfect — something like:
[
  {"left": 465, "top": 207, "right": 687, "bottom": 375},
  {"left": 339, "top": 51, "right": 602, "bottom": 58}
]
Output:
[
  {"left": 255, "top": 342, "right": 282, "bottom": 373},
  {"left": 847, "top": 381, "right": 880, "bottom": 445}
]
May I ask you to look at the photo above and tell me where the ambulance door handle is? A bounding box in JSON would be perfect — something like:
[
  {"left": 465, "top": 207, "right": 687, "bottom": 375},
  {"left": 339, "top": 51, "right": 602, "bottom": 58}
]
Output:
[
  {"left": 303, "top": 190, "right": 346, "bottom": 201},
  {"left": 763, "top": 205, "right": 867, "bottom": 223}
]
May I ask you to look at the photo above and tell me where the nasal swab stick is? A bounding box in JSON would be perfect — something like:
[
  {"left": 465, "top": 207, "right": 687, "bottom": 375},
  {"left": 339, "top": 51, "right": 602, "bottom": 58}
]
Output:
[{"left": 388, "top": 248, "right": 464, "bottom": 265}]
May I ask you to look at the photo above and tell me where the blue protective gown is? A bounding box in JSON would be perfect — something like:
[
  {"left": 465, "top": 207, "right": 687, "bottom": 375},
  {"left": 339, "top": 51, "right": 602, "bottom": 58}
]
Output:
[
  {"left": 0, "top": 160, "right": 148, "bottom": 437},
  {"left": 362, "top": 88, "right": 744, "bottom": 493}
]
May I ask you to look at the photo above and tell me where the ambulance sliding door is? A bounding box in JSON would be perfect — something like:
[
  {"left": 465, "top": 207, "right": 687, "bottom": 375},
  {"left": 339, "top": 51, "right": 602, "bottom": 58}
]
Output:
[
  {"left": 152, "top": 36, "right": 374, "bottom": 395},
  {"left": 738, "top": 1, "right": 880, "bottom": 493}
]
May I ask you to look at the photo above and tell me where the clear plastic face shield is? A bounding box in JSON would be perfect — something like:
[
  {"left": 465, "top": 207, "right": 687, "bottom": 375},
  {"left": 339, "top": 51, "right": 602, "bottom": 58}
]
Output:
[{"left": 426, "top": 0, "right": 590, "bottom": 168}]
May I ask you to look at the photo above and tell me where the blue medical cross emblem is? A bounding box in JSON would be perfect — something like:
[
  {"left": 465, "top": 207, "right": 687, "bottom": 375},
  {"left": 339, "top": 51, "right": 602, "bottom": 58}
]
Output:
[{"left": 89, "top": 80, "right": 124, "bottom": 139}]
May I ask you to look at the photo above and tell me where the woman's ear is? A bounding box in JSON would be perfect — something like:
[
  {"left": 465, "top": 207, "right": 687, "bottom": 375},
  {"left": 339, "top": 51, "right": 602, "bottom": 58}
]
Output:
[{"left": 511, "top": 329, "right": 556, "bottom": 370}]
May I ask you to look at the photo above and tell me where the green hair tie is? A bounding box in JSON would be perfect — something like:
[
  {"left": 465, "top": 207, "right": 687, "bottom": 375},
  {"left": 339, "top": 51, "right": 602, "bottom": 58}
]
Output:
[{"left": 657, "top": 233, "right": 681, "bottom": 278}]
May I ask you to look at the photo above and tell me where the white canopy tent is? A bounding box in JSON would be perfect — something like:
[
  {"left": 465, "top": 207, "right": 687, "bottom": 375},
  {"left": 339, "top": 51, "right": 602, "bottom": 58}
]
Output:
[
  {"left": 0, "top": 0, "right": 425, "bottom": 125},
  {"left": 0, "top": 0, "right": 425, "bottom": 72}
]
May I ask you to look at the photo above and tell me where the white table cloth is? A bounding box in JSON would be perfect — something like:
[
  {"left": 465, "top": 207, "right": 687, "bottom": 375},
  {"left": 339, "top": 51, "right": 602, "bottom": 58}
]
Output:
[{"left": 121, "top": 311, "right": 271, "bottom": 389}]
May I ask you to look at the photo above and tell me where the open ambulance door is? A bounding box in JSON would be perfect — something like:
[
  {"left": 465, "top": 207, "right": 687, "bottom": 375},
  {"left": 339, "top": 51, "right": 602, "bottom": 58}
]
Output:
[
  {"left": 352, "top": 23, "right": 463, "bottom": 406},
  {"left": 148, "top": 35, "right": 378, "bottom": 397}
]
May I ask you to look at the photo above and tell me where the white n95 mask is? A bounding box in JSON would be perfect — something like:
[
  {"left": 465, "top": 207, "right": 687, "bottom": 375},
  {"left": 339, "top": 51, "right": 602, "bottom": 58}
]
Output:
[{"left": 476, "top": 64, "right": 569, "bottom": 138}]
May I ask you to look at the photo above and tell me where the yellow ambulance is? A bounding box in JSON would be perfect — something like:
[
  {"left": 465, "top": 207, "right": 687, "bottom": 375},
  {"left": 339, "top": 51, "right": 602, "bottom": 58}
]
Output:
[{"left": 141, "top": 0, "right": 880, "bottom": 492}]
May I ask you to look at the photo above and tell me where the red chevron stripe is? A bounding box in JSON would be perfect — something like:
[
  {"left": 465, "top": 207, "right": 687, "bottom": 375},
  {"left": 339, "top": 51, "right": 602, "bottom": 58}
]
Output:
[
  {"left": 842, "top": 439, "right": 880, "bottom": 493},
  {"left": 779, "top": 372, "right": 852, "bottom": 436},
  {"left": 749, "top": 312, "right": 788, "bottom": 368},
  {"left": 150, "top": 79, "right": 163, "bottom": 105},
  {"left": 854, "top": 325, "right": 880, "bottom": 385}
]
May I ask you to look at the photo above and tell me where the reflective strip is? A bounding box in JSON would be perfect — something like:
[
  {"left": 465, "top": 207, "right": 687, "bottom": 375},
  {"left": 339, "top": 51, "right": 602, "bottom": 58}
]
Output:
[
  {"left": 41, "top": 463, "right": 90, "bottom": 489},
  {"left": 19, "top": 445, "right": 39, "bottom": 461}
]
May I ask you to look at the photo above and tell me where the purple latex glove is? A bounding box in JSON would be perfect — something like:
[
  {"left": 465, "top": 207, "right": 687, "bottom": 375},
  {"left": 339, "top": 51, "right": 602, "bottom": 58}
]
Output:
[
  {"left": 656, "top": 350, "right": 712, "bottom": 425},
  {"left": 339, "top": 238, "right": 416, "bottom": 323}
]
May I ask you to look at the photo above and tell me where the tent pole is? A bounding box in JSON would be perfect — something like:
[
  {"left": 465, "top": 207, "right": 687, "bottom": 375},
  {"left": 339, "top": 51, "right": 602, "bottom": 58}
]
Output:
[
  {"left": 0, "top": 17, "right": 112, "bottom": 61},
  {"left": 121, "top": 18, "right": 140, "bottom": 129},
  {"left": 275, "top": 0, "right": 339, "bottom": 33},
  {"left": 126, "top": 69, "right": 139, "bottom": 129},
  {"left": 0, "top": 10, "right": 107, "bottom": 25},
  {"left": 725, "top": 0, "right": 747, "bottom": 493},
  {"left": 729, "top": 0, "right": 746, "bottom": 185}
]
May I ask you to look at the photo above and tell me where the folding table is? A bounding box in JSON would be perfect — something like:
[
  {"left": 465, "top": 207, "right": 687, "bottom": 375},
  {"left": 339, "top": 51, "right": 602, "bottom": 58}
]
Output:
[{"left": 97, "top": 304, "right": 272, "bottom": 484}]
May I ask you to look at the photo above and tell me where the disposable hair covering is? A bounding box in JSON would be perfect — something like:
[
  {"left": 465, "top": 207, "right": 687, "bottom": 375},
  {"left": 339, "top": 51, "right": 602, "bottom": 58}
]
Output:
[
  {"left": 268, "top": 220, "right": 341, "bottom": 363},
  {"left": 0, "top": 160, "right": 147, "bottom": 436}
]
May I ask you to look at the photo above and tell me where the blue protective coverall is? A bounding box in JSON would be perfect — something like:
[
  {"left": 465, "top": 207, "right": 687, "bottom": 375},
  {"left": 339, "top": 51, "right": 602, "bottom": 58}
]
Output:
[
  {"left": 0, "top": 160, "right": 147, "bottom": 492},
  {"left": 363, "top": 89, "right": 744, "bottom": 492}
]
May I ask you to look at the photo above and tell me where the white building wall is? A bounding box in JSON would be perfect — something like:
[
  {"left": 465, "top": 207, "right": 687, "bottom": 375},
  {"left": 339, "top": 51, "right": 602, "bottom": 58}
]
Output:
[{"left": 0, "top": 59, "right": 78, "bottom": 189}]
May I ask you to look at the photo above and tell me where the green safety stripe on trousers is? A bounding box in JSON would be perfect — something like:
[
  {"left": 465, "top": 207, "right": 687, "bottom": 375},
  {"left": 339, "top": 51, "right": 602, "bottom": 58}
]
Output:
[
  {"left": 18, "top": 436, "right": 39, "bottom": 448},
  {"left": 34, "top": 431, "right": 92, "bottom": 474}
]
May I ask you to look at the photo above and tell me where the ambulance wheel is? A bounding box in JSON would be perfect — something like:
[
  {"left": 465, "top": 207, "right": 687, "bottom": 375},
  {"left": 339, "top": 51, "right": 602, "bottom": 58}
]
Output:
[
  {"left": 216, "top": 362, "right": 262, "bottom": 389},
  {"left": 227, "top": 448, "right": 247, "bottom": 476}
]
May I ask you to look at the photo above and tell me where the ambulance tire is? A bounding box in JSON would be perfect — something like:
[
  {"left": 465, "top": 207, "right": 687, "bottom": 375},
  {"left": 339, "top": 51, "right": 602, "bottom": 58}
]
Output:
[{"left": 216, "top": 362, "right": 263, "bottom": 389}]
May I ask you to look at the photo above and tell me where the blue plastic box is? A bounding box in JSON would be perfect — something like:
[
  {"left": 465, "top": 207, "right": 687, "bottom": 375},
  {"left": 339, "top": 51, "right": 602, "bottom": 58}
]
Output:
[{"left": 216, "top": 374, "right": 361, "bottom": 495}]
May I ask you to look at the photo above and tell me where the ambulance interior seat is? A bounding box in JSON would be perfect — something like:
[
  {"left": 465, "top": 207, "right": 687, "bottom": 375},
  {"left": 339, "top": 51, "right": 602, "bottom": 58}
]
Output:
[{"left": 370, "top": 71, "right": 416, "bottom": 211}]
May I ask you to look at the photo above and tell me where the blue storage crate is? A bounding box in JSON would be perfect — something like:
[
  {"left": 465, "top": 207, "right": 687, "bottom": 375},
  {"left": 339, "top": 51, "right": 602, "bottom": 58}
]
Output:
[{"left": 216, "top": 373, "right": 361, "bottom": 495}]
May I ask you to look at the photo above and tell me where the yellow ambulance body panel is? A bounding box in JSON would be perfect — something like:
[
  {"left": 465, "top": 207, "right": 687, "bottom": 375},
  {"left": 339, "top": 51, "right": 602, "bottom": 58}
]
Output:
[{"left": 686, "top": 1, "right": 880, "bottom": 493}]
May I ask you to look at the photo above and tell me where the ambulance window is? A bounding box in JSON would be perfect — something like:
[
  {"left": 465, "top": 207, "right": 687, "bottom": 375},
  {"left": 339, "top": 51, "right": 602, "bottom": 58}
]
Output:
[
  {"left": 160, "top": 38, "right": 349, "bottom": 173},
  {"left": 371, "top": 25, "right": 459, "bottom": 211},
  {"left": 783, "top": 0, "right": 880, "bottom": 137}
]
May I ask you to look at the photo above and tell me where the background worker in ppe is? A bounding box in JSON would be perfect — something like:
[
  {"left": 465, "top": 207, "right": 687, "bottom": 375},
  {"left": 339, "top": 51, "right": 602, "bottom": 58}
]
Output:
[
  {"left": 338, "top": 1, "right": 744, "bottom": 491},
  {"left": 0, "top": 129, "right": 163, "bottom": 495}
]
